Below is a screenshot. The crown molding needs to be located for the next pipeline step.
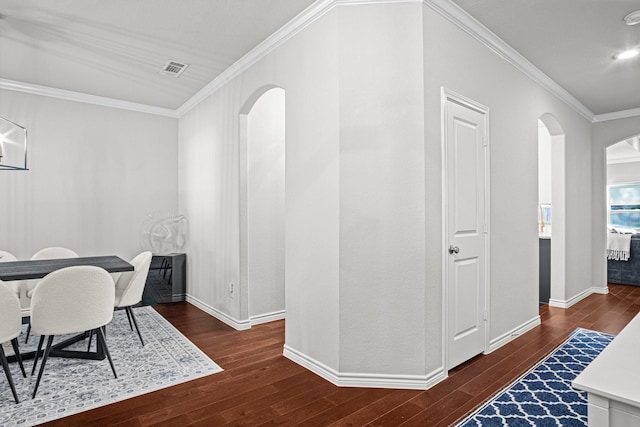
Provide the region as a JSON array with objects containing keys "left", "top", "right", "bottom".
[
  {"left": 593, "top": 107, "right": 640, "bottom": 123},
  {"left": 178, "top": 0, "right": 600, "bottom": 121},
  {"left": 422, "top": 0, "right": 596, "bottom": 123},
  {"left": 176, "top": 0, "right": 421, "bottom": 117},
  {"left": 2, "top": 0, "right": 639, "bottom": 123},
  {"left": 0, "top": 78, "right": 178, "bottom": 118},
  {"left": 176, "top": 0, "right": 336, "bottom": 117}
]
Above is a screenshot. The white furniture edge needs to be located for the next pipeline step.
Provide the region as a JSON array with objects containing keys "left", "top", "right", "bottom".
[{"left": 572, "top": 312, "right": 640, "bottom": 426}]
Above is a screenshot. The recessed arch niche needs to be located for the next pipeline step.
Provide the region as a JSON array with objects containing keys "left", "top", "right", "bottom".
[{"left": 238, "top": 86, "right": 286, "bottom": 324}]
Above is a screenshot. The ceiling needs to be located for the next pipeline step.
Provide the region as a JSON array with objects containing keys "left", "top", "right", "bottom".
[
  {"left": 0, "top": 0, "right": 639, "bottom": 116},
  {"left": 0, "top": 0, "right": 315, "bottom": 110},
  {"left": 450, "top": 0, "right": 640, "bottom": 116},
  {"left": 608, "top": 137, "right": 640, "bottom": 163}
]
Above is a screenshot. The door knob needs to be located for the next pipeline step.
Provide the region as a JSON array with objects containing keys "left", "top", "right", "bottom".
[{"left": 448, "top": 245, "right": 460, "bottom": 254}]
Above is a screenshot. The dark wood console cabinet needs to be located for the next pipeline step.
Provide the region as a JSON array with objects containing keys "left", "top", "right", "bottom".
[
  {"left": 142, "top": 253, "right": 186, "bottom": 305},
  {"left": 539, "top": 238, "right": 550, "bottom": 304}
]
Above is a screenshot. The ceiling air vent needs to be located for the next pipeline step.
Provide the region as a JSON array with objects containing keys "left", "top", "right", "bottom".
[{"left": 159, "top": 60, "right": 189, "bottom": 78}]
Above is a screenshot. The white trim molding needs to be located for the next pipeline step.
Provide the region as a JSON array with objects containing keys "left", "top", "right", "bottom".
[
  {"left": 283, "top": 345, "right": 447, "bottom": 390},
  {"left": 2, "top": 1, "right": 639, "bottom": 122},
  {"left": 250, "top": 310, "right": 286, "bottom": 326},
  {"left": 186, "top": 295, "right": 251, "bottom": 330},
  {"left": 549, "top": 286, "right": 609, "bottom": 309},
  {"left": 488, "top": 315, "right": 541, "bottom": 353},
  {"left": 185, "top": 295, "right": 284, "bottom": 329},
  {"left": 0, "top": 78, "right": 178, "bottom": 118},
  {"left": 607, "top": 157, "right": 640, "bottom": 165},
  {"left": 593, "top": 108, "right": 640, "bottom": 123},
  {"left": 177, "top": 0, "right": 421, "bottom": 117},
  {"left": 423, "top": 0, "right": 596, "bottom": 122},
  {"left": 176, "top": 0, "right": 336, "bottom": 117}
]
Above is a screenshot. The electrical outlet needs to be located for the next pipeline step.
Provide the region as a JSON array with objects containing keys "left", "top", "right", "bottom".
[{"left": 228, "top": 282, "right": 235, "bottom": 298}]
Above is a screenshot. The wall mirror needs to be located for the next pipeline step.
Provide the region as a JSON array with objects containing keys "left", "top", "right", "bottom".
[{"left": 0, "top": 116, "right": 28, "bottom": 170}]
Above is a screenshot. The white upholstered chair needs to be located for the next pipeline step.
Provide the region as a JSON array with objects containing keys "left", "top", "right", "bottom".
[
  {"left": 30, "top": 266, "right": 117, "bottom": 399},
  {"left": 23, "top": 247, "right": 79, "bottom": 343},
  {"left": 0, "top": 251, "right": 16, "bottom": 261},
  {"left": 25, "top": 247, "right": 79, "bottom": 300},
  {"left": 0, "top": 251, "right": 22, "bottom": 303},
  {"left": 0, "top": 281, "right": 27, "bottom": 404},
  {"left": 113, "top": 251, "right": 152, "bottom": 346}
]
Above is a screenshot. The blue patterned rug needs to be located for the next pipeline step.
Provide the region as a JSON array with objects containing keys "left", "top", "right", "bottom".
[
  {"left": 457, "top": 328, "right": 614, "bottom": 426},
  {"left": 0, "top": 306, "right": 223, "bottom": 426}
]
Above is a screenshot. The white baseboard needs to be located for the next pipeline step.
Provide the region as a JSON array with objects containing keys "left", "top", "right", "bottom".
[
  {"left": 549, "top": 286, "right": 609, "bottom": 309},
  {"left": 283, "top": 345, "right": 446, "bottom": 390},
  {"left": 488, "top": 315, "right": 541, "bottom": 352},
  {"left": 185, "top": 295, "right": 251, "bottom": 330},
  {"left": 250, "top": 310, "right": 285, "bottom": 326},
  {"left": 185, "top": 295, "right": 285, "bottom": 330}
]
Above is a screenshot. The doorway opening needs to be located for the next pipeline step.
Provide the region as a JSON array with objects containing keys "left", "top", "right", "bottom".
[
  {"left": 239, "top": 87, "right": 286, "bottom": 325},
  {"left": 605, "top": 135, "right": 640, "bottom": 286},
  {"left": 538, "top": 114, "right": 566, "bottom": 307}
]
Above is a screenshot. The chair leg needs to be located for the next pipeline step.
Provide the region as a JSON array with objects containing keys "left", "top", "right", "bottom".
[
  {"left": 95, "top": 327, "right": 117, "bottom": 379},
  {"left": 124, "top": 307, "right": 134, "bottom": 331},
  {"left": 0, "top": 344, "right": 20, "bottom": 404},
  {"left": 127, "top": 306, "right": 145, "bottom": 346},
  {"left": 24, "top": 322, "right": 31, "bottom": 344},
  {"left": 10, "top": 338, "right": 26, "bottom": 378},
  {"left": 32, "top": 335, "right": 54, "bottom": 399},
  {"left": 87, "top": 325, "right": 107, "bottom": 351},
  {"left": 87, "top": 330, "right": 94, "bottom": 352},
  {"left": 31, "top": 335, "right": 45, "bottom": 376}
]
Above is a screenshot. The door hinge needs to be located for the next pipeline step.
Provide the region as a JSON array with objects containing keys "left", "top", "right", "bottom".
[{"left": 483, "top": 308, "right": 488, "bottom": 321}]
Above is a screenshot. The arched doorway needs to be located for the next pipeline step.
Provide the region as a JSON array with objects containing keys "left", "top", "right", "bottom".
[
  {"left": 239, "top": 87, "right": 286, "bottom": 325},
  {"left": 605, "top": 134, "right": 640, "bottom": 285},
  {"left": 538, "top": 114, "right": 567, "bottom": 307}
]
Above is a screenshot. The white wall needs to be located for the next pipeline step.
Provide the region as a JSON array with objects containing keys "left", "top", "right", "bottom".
[
  {"left": 179, "top": 9, "right": 341, "bottom": 368},
  {"left": 246, "top": 88, "right": 285, "bottom": 320},
  {"left": 422, "top": 2, "right": 593, "bottom": 361},
  {"left": 338, "top": 3, "right": 426, "bottom": 376},
  {"left": 538, "top": 123, "right": 552, "bottom": 204},
  {"left": 0, "top": 90, "right": 178, "bottom": 260},
  {"left": 179, "top": 1, "right": 597, "bottom": 388}
]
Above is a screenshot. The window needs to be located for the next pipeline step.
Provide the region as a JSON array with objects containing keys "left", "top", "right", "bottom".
[{"left": 608, "top": 183, "right": 640, "bottom": 230}]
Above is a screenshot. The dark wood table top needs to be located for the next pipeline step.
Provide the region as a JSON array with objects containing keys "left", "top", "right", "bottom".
[{"left": 0, "top": 255, "right": 134, "bottom": 281}]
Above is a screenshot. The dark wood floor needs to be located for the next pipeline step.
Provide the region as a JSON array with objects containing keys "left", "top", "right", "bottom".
[{"left": 45, "top": 284, "right": 640, "bottom": 426}]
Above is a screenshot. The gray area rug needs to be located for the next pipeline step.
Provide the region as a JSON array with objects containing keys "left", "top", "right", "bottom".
[{"left": 0, "top": 306, "right": 223, "bottom": 426}]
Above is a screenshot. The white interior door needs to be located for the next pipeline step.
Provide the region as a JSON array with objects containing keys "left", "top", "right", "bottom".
[{"left": 443, "top": 91, "right": 489, "bottom": 370}]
